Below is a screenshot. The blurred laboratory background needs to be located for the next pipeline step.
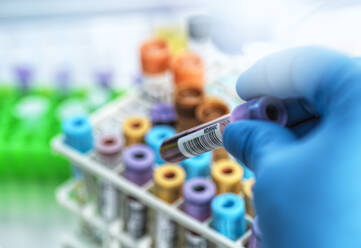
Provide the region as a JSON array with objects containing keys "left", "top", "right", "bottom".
[{"left": 0, "top": 0, "right": 361, "bottom": 247}]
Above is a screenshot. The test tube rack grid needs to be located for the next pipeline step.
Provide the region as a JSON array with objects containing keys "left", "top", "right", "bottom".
[{"left": 52, "top": 84, "right": 253, "bottom": 248}]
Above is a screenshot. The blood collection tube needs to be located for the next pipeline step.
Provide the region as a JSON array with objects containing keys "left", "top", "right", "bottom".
[
  {"left": 150, "top": 102, "right": 177, "bottom": 127},
  {"left": 160, "top": 96, "right": 288, "bottom": 163},
  {"left": 140, "top": 38, "right": 172, "bottom": 103},
  {"left": 180, "top": 152, "right": 212, "bottom": 180},
  {"left": 242, "top": 178, "right": 255, "bottom": 217},
  {"left": 211, "top": 159, "right": 243, "bottom": 194},
  {"left": 123, "top": 116, "right": 151, "bottom": 146},
  {"left": 62, "top": 115, "right": 96, "bottom": 200},
  {"left": 211, "top": 193, "right": 246, "bottom": 241},
  {"left": 248, "top": 216, "right": 262, "bottom": 248},
  {"left": 171, "top": 51, "right": 204, "bottom": 88},
  {"left": 196, "top": 97, "right": 230, "bottom": 162},
  {"left": 174, "top": 84, "right": 205, "bottom": 131},
  {"left": 123, "top": 144, "right": 155, "bottom": 240},
  {"left": 145, "top": 125, "right": 176, "bottom": 165},
  {"left": 153, "top": 164, "right": 185, "bottom": 248},
  {"left": 94, "top": 135, "right": 122, "bottom": 222},
  {"left": 183, "top": 178, "right": 216, "bottom": 248}
]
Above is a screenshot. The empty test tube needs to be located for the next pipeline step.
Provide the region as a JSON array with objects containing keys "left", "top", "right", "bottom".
[
  {"left": 94, "top": 135, "right": 122, "bottom": 222},
  {"left": 62, "top": 115, "right": 95, "bottom": 195},
  {"left": 211, "top": 159, "right": 243, "bottom": 194},
  {"left": 180, "top": 152, "right": 212, "bottom": 180},
  {"left": 150, "top": 103, "right": 177, "bottom": 127},
  {"left": 161, "top": 96, "right": 288, "bottom": 162},
  {"left": 211, "top": 193, "right": 246, "bottom": 241},
  {"left": 145, "top": 125, "right": 176, "bottom": 165},
  {"left": 248, "top": 216, "right": 262, "bottom": 248},
  {"left": 123, "top": 144, "right": 155, "bottom": 240},
  {"left": 183, "top": 178, "right": 216, "bottom": 248},
  {"left": 140, "top": 38, "right": 172, "bottom": 102},
  {"left": 153, "top": 164, "right": 185, "bottom": 248},
  {"left": 123, "top": 116, "right": 151, "bottom": 146}
]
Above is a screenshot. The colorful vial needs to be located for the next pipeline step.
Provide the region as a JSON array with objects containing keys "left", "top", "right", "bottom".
[
  {"left": 145, "top": 125, "right": 176, "bottom": 165},
  {"left": 150, "top": 103, "right": 177, "bottom": 127},
  {"left": 242, "top": 178, "right": 255, "bottom": 217},
  {"left": 123, "top": 116, "right": 151, "bottom": 146},
  {"left": 161, "top": 96, "right": 288, "bottom": 162},
  {"left": 211, "top": 193, "right": 246, "bottom": 241},
  {"left": 183, "top": 178, "right": 216, "bottom": 248},
  {"left": 180, "top": 152, "right": 212, "bottom": 179},
  {"left": 123, "top": 144, "right": 155, "bottom": 240},
  {"left": 174, "top": 84, "right": 205, "bottom": 131},
  {"left": 94, "top": 135, "right": 122, "bottom": 222},
  {"left": 248, "top": 216, "right": 262, "bottom": 248},
  {"left": 140, "top": 38, "right": 172, "bottom": 103},
  {"left": 153, "top": 164, "right": 185, "bottom": 248},
  {"left": 211, "top": 159, "right": 243, "bottom": 194}
]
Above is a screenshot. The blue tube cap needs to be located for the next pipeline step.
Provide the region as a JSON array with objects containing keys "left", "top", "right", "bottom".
[
  {"left": 145, "top": 125, "right": 176, "bottom": 165},
  {"left": 180, "top": 152, "right": 212, "bottom": 179},
  {"left": 211, "top": 193, "right": 246, "bottom": 240},
  {"left": 62, "top": 115, "right": 94, "bottom": 153}
]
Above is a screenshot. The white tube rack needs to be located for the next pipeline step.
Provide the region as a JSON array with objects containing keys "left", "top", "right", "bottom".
[{"left": 52, "top": 86, "right": 253, "bottom": 248}]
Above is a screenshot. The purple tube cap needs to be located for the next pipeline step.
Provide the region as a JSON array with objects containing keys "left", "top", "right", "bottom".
[
  {"left": 95, "top": 135, "right": 123, "bottom": 155},
  {"left": 123, "top": 144, "right": 155, "bottom": 172},
  {"left": 183, "top": 178, "right": 216, "bottom": 205},
  {"left": 95, "top": 70, "right": 113, "bottom": 88},
  {"left": 231, "top": 96, "right": 288, "bottom": 126}
]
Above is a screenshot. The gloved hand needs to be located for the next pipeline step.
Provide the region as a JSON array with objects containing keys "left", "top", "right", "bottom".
[{"left": 223, "top": 46, "right": 361, "bottom": 248}]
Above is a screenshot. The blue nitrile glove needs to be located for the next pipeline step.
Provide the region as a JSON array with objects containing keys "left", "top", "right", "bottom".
[{"left": 223, "top": 46, "right": 361, "bottom": 248}]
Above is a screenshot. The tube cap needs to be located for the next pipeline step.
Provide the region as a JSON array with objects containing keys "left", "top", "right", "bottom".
[
  {"left": 196, "top": 97, "right": 230, "bottom": 123},
  {"left": 183, "top": 178, "right": 216, "bottom": 221},
  {"left": 145, "top": 125, "right": 176, "bottom": 165},
  {"left": 123, "top": 116, "right": 151, "bottom": 146},
  {"left": 123, "top": 144, "right": 155, "bottom": 186},
  {"left": 62, "top": 115, "right": 93, "bottom": 153},
  {"left": 180, "top": 152, "right": 212, "bottom": 179},
  {"left": 171, "top": 52, "right": 204, "bottom": 87},
  {"left": 211, "top": 159, "right": 243, "bottom": 194},
  {"left": 140, "top": 38, "right": 170, "bottom": 75},
  {"left": 211, "top": 193, "right": 246, "bottom": 240}
]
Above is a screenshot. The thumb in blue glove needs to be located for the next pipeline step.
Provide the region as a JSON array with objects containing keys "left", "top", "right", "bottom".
[{"left": 223, "top": 46, "right": 361, "bottom": 248}]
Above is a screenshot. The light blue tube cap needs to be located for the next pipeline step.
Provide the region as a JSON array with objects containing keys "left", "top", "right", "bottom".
[
  {"left": 211, "top": 193, "right": 246, "bottom": 240},
  {"left": 145, "top": 125, "right": 175, "bottom": 165},
  {"left": 180, "top": 152, "right": 212, "bottom": 179},
  {"left": 62, "top": 115, "right": 94, "bottom": 153}
]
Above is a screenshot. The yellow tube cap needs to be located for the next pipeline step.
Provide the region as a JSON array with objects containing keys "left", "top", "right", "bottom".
[
  {"left": 154, "top": 164, "right": 185, "bottom": 203},
  {"left": 123, "top": 116, "right": 151, "bottom": 145},
  {"left": 211, "top": 159, "right": 243, "bottom": 194}
]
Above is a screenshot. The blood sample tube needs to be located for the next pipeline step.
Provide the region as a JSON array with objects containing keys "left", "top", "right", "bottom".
[
  {"left": 174, "top": 84, "right": 205, "bottom": 131},
  {"left": 196, "top": 97, "right": 230, "bottom": 162},
  {"left": 180, "top": 152, "right": 212, "bottom": 180},
  {"left": 171, "top": 51, "right": 204, "bottom": 88},
  {"left": 211, "top": 193, "right": 246, "bottom": 241},
  {"left": 140, "top": 38, "right": 172, "bottom": 103},
  {"left": 248, "top": 216, "right": 262, "bottom": 248},
  {"left": 94, "top": 135, "right": 122, "bottom": 222},
  {"left": 160, "top": 96, "right": 288, "bottom": 163},
  {"left": 242, "top": 178, "right": 255, "bottom": 217},
  {"left": 123, "top": 116, "right": 151, "bottom": 146},
  {"left": 150, "top": 102, "right": 177, "bottom": 127},
  {"left": 211, "top": 159, "right": 243, "bottom": 194},
  {"left": 62, "top": 115, "right": 96, "bottom": 200},
  {"left": 153, "top": 164, "right": 185, "bottom": 248},
  {"left": 123, "top": 145, "right": 155, "bottom": 240},
  {"left": 145, "top": 125, "right": 176, "bottom": 165},
  {"left": 183, "top": 178, "right": 216, "bottom": 248}
]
